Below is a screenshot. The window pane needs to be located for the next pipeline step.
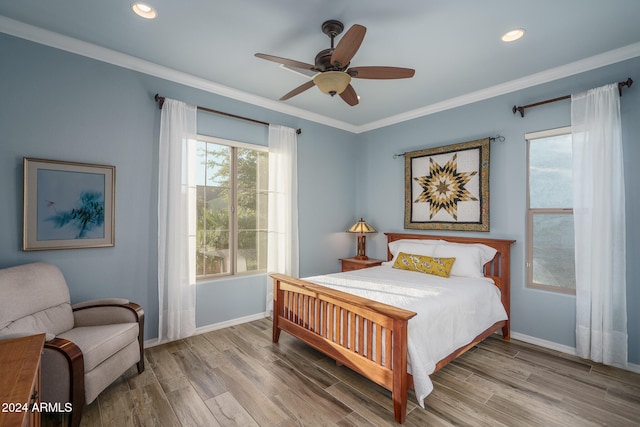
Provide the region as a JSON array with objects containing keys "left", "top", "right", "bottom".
[
  {"left": 197, "top": 186, "right": 230, "bottom": 276},
  {"left": 529, "top": 134, "right": 572, "bottom": 209},
  {"left": 237, "top": 148, "right": 268, "bottom": 273},
  {"left": 256, "top": 150, "right": 269, "bottom": 192},
  {"left": 237, "top": 148, "right": 269, "bottom": 191},
  {"left": 238, "top": 230, "right": 267, "bottom": 272},
  {"left": 196, "top": 142, "right": 232, "bottom": 278},
  {"left": 198, "top": 143, "right": 230, "bottom": 187},
  {"left": 532, "top": 213, "right": 575, "bottom": 290}
]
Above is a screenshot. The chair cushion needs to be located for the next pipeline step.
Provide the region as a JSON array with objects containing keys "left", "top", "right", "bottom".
[
  {"left": 83, "top": 340, "right": 140, "bottom": 404},
  {"left": 0, "top": 262, "right": 73, "bottom": 336},
  {"left": 57, "top": 323, "right": 139, "bottom": 371}
]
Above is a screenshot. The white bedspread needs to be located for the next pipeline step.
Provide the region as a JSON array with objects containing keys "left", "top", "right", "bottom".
[{"left": 304, "top": 265, "right": 508, "bottom": 407}]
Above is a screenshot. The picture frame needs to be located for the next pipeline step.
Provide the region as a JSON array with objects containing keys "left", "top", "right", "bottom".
[
  {"left": 23, "top": 158, "right": 115, "bottom": 251},
  {"left": 404, "top": 137, "right": 489, "bottom": 231}
]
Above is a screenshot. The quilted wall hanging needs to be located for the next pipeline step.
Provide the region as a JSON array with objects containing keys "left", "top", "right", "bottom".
[{"left": 404, "top": 138, "right": 489, "bottom": 231}]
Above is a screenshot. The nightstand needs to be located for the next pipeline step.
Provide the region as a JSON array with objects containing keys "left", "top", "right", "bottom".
[
  {"left": 340, "top": 257, "right": 384, "bottom": 272},
  {"left": 0, "top": 334, "right": 45, "bottom": 427}
]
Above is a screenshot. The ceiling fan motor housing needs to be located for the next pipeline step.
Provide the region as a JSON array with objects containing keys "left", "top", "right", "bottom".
[
  {"left": 316, "top": 20, "right": 349, "bottom": 71},
  {"left": 315, "top": 48, "right": 348, "bottom": 72}
]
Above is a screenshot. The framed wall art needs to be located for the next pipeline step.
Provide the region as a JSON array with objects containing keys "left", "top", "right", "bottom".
[
  {"left": 404, "top": 138, "right": 489, "bottom": 231},
  {"left": 23, "top": 158, "right": 115, "bottom": 250}
]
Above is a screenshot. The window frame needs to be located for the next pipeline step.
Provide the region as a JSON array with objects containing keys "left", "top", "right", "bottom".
[
  {"left": 525, "top": 126, "right": 576, "bottom": 295},
  {"left": 196, "top": 134, "right": 268, "bottom": 282}
]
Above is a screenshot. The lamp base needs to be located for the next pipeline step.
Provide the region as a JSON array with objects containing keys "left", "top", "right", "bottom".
[{"left": 355, "top": 235, "right": 368, "bottom": 260}]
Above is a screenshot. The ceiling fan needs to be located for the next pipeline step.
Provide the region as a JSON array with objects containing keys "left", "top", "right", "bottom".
[{"left": 255, "top": 20, "right": 415, "bottom": 106}]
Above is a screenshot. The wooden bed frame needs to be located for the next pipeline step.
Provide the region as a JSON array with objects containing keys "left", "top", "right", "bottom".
[{"left": 270, "top": 232, "right": 514, "bottom": 424}]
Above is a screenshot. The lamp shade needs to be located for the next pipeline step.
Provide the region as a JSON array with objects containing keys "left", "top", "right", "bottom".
[
  {"left": 347, "top": 218, "right": 376, "bottom": 234},
  {"left": 313, "top": 71, "right": 352, "bottom": 95}
]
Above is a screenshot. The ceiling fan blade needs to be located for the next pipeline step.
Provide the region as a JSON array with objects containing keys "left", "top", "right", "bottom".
[
  {"left": 280, "top": 80, "right": 316, "bottom": 101},
  {"left": 347, "top": 66, "right": 415, "bottom": 79},
  {"left": 255, "top": 53, "right": 316, "bottom": 71},
  {"left": 331, "top": 24, "right": 366, "bottom": 68},
  {"left": 339, "top": 84, "right": 359, "bottom": 106}
]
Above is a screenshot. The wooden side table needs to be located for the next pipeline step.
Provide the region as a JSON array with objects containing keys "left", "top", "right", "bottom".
[
  {"left": 340, "top": 257, "right": 384, "bottom": 272},
  {"left": 0, "top": 334, "right": 45, "bottom": 427}
]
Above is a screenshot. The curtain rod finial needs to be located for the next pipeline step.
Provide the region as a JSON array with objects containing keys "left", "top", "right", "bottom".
[
  {"left": 154, "top": 94, "right": 165, "bottom": 109},
  {"left": 619, "top": 77, "right": 633, "bottom": 96},
  {"left": 512, "top": 105, "right": 525, "bottom": 117}
]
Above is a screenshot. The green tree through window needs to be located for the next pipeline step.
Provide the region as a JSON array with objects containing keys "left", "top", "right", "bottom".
[{"left": 196, "top": 138, "right": 268, "bottom": 279}]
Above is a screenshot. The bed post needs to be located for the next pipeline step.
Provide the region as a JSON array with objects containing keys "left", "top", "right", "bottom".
[
  {"left": 392, "top": 318, "right": 409, "bottom": 424},
  {"left": 497, "top": 240, "right": 513, "bottom": 341},
  {"left": 272, "top": 278, "right": 282, "bottom": 343}
]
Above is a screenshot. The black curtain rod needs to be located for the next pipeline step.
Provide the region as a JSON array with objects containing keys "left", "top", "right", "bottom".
[
  {"left": 512, "top": 78, "right": 633, "bottom": 118},
  {"left": 393, "top": 135, "right": 505, "bottom": 159},
  {"left": 154, "top": 94, "right": 302, "bottom": 135}
]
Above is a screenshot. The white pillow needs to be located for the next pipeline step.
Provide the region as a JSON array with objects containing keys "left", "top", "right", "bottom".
[
  {"left": 388, "top": 239, "right": 442, "bottom": 257},
  {"left": 432, "top": 241, "right": 497, "bottom": 278}
]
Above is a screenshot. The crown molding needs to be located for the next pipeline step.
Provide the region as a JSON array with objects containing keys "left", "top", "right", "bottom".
[
  {"left": 0, "top": 16, "right": 359, "bottom": 133},
  {"left": 2, "top": 15, "right": 639, "bottom": 135},
  {"left": 357, "top": 41, "right": 640, "bottom": 133}
]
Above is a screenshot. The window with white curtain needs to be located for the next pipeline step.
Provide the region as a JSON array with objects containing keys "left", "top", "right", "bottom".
[
  {"left": 195, "top": 135, "right": 268, "bottom": 280},
  {"left": 526, "top": 126, "right": 576, "bottom": 294}
]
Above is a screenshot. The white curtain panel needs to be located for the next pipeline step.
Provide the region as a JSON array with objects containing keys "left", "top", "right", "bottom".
[
  {"left": 158, "top": 98, "right": 197, "bottom": 343},
  {"left": 572, "top": 83, "right": 627, "bottom": 367},
  {"left": 266, "top": 124, "right": 299, "bottom": 314}
]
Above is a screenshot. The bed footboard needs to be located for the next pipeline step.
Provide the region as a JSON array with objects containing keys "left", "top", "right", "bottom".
[{"left": 271, "top": 273, "right": 417, "bottom": 424}]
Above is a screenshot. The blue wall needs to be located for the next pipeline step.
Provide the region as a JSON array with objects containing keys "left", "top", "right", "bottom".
[
  {"left": 0, "top": 33, "right": 358, "bottom": 340},
  {"left": 1, "top": 32, "right": 638, "bottom": 365},
  {"left": 357, "top": 56, "right": 640, "bottom": 364}
]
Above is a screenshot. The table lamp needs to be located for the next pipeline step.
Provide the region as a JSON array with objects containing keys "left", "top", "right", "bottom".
[{"left": 347, "top": 218, "right": 377, "bottom": 260}]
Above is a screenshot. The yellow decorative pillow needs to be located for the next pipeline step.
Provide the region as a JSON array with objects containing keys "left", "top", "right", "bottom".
[{"left": 392, "top": 252, "right": 456, "bottom": 278}]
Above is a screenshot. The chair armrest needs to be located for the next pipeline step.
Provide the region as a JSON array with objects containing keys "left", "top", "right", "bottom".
[
  {"left": 43, "top": 338, "right": 84, "bottom": 427},
  {"left": 72, "top": 300, "right": 144, "bottom": 326}
]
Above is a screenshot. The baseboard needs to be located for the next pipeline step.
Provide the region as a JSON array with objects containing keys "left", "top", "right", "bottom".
[
  {"left": 510, "top": 332, "right": 578, "bottom": 355},
  {"left": 510, "top": 331, "right": 640, "bottom": 374},
  {"left": 144, "top": 312, "right": 268, "bottom": 348}
]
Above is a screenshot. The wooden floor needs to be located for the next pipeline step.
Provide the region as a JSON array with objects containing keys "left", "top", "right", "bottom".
[{"left": 44, "top": 318, "right": 640, "bottom": 426}]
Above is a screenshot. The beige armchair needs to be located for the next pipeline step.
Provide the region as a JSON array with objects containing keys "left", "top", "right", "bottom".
[{"left": 0, "top": 262, "right": 144, "bottom": 427}]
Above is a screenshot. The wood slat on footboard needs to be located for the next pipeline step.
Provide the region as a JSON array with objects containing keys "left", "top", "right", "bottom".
[{"left": 270, "top": 274, "right": 416, "bottom": 423}]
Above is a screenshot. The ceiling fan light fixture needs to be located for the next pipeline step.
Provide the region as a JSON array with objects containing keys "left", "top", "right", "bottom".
[{"left": 313, "top": 71, "right": 351, "bottom": 96}]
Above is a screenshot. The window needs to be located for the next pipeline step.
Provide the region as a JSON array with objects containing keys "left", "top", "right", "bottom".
[
  {"left": 195, "top": 135, "right": 268, "bottom": 280},
  {"left": 526, "top": 127, "right": 575, "bottom": 294}
]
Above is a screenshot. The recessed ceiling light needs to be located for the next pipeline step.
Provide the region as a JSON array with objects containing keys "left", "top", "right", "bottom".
[
  {"left": 501, "top": 28, "right": 525, "bottom": 42},
  {"left": 132, "top": 2, "right": 157, "bottom": 19}
]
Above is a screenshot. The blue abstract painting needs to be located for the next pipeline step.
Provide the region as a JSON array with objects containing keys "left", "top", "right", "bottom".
[{"left": 37, "top": 169, "right": 106, "bottom": 240}]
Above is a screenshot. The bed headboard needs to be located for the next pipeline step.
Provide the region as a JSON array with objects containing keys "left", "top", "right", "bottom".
[
  {"left": 385, "top": 232, "right": 515, "bottom": 281},
  {"left": 385, "top": 232, "right": 515, "bottom": 337}
]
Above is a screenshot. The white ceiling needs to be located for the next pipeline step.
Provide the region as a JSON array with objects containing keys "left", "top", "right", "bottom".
[{"left": 2, "top": 0, "right": 640, "bottom": 132}]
